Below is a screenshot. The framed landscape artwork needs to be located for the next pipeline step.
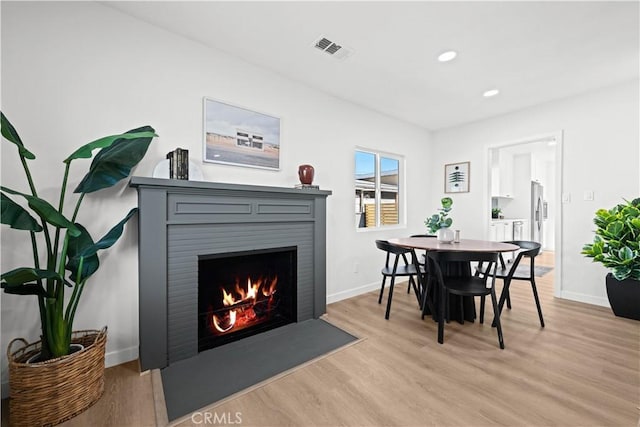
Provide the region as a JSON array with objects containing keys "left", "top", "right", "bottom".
[
  {"left": 203, "top": 97, "right": 281, "bottom": 170},
  {"left": 444, "top": 161, "right": 470, "bottom": 193}
]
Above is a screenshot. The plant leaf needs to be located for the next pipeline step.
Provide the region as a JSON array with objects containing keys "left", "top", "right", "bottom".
[
  {"left": 441, "top": 197, "right": 453, "bottom": 209},
  {"left": 618, "top": 246, "right": 635, "bottom": 263},
  {"left": 74, "top": 126, "right": 156, "bottom": 194},
  {"left": 1, "top": 267, "right": 66, "bottom": 285},
  {"left": 612, "top": 265, "right": 632, "bottom": 281},
  {"left": 64, "top": 131, "right": 157, "bottom": 164},
  {"left": 2, "top": 283, "right": 50, "bottom": 297},
  {"left": 0, "top": 112, "right": 35, "bottom": 159},
  {"left": 65, "top": 224, "right": 100, "bottom": 283},
  {"left": 1, "top": 192, "right": 43, "bottom": 231},
  {"left": 0, "top": 187, "right": 80, "bottom": 237},
  {"left": 605, "top": 221, "right": 624, "bottom": 236},
  {"left": 78, "top": 208, "right": 138, "bottom": 259}
]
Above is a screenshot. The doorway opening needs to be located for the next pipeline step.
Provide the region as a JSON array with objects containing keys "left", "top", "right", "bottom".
[{"left": 487, "top": 131, "right": 563, "bottom": 298}]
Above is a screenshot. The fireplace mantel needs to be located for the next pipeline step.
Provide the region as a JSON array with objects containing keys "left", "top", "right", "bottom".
[{"left": 130, "top": 177, "right": 331, "bottom": 371}]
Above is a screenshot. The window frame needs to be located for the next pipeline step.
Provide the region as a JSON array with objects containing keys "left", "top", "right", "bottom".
[{"left": 354, "top": 147, "right": 405, "bottom": 231}]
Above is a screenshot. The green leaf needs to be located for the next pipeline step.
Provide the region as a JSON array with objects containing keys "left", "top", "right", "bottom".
[
  {"left": 612, "top": 265, "right": 632, "bottom": 281},
  {"left": 78, "top": 208, "right": 138, "bottom": 258},
  {"left": 66, "top": 209, "right": 138, "bottom": 282},
  {"left": 0, "top": 187, "right": 80, "bottom": 237},
  {"left": 582, "top": 240, "right": 604, "bottom": 257},
  {"left": 442, "top": 218, "right": 453, "bottom": 228},
  {"left": 1, "top": 267, "right": 65, "bottom": 285},
  {"left": 2, "top": 283, "right": 50, "bottom": 297},
  {"left": 0, "top": 112, "right": 35, "bottom": 159},
  {"left": 64, "top": 131, "right": 157, "bottom": 164},
  {"left": 74, "top": 126, "right": 156, "bottom": 194},
  {"left": 592, "top": 240, "right": 604, "bottom": 255},
  {"left": 441, "top": 197, "right": 453, "bottom": 209},
  {"left": 621, "top": 205, "right": 640, "bottom": 219},
  {"left": 1, "top": 192, "right": 43, "bottom": 232},
  {"left": 606, "top": 221, "right": 624, "bottom": 236},
  {"left": 65, "top": 224, "right": 100, "bottom": 283},
  {"left": 618, "top": 246, "right": 635, "bottom": 262}
]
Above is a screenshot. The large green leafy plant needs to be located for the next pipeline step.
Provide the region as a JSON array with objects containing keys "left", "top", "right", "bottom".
[
  {"left": 0, "top": 112, "right": 156, "bottom": 359},
  {"left": 425, "top": 197, "right": 453, "bottom": 234},
  {"left": 582, "top": 198, "right": 640, "bottom": 281}
]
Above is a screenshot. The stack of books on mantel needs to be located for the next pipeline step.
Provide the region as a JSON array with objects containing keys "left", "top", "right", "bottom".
[
  {"left": 295, "top": 184, "right": 320, "bottom": 190},
  {"left": 166, "top": 148, "right": 189, "bottom": 180}
]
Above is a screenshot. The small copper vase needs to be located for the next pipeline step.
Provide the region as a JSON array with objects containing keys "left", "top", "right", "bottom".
[{"left": 298, "top": 164, "right": 315, "bottom": 185}]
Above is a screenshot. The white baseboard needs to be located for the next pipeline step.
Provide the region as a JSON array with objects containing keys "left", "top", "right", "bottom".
[
  {"left": 105, "top": 345, "right": 139, "bottom": 368},
  {"left": 327, "top": 283, "right": 610, "bottom": 308},
  {"left": 327, "top": 281, "right": 380, "bottom": 304},
  {"left": 559, "top": 290, "right": 610, "bottom": 308},
  {"left": 1, "top": 346, "right": 139, "bottom": 399}
]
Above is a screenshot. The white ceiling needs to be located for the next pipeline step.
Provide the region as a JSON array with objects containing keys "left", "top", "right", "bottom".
[{"left": 106, "top": 1, "right": 639, "bottom": 131}]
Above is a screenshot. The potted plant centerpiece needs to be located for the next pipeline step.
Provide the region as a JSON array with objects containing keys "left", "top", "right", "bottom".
[
  {"left": 0, "top": 112, "right": 156, "bottom": 426},
  {"left": 582, "top": 197, "right": 640, "bottom": 320},
  {"left": 425, "top": 197, "right": 454, "bottom": 242},
  {"left": 491, "top": 208, "right": 502, "bottom": 219}
]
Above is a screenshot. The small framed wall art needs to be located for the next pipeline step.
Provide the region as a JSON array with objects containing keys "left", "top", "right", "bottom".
[
  {"left": 444, "top": 161, "right": 470, "bottom": 193},
  {"left": 203, "top": 97, "right": 281, "bottom": 170}
]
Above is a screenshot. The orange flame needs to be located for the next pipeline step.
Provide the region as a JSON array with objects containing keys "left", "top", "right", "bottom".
[
  {"left": 212, "top": 310, "right": 236, "bottom": 333},
  {"left": 210, "top": 276, "right": 278, "bottom": 335},
  {"left": 222, "top": 289, "right": 235, "bottom": 306}
]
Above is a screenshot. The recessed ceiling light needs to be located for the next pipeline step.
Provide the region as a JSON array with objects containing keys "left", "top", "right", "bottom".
[
  {"left": 483, "top": 89, "right": 500, "bottom": 98},
  {"left": 437, "top": 50, "right": 457, "bottom": 62}
]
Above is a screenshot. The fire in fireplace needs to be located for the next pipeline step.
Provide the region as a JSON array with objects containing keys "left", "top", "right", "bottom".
[{"left": 198, "top": 247, "right": 297, "bottom": 352}]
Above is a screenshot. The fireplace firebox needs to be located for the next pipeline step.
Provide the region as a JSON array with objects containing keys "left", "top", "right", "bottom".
[{"left": 198, "top": 247, "right": 297, "bottom": 352}]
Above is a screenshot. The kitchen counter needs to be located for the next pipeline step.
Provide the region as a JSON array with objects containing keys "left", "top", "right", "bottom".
[{"left": 489, "top": 218, "right": 529, "bottom": 245}]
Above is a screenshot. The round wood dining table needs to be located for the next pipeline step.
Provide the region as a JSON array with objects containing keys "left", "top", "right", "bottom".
[
  {"left": 388, "top": 237, "right": 519, "bottom": 253},
  {"left": 387, "top": 237, "right": 519, "bottom": 323}
]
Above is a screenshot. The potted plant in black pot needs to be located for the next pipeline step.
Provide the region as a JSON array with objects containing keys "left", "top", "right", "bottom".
[
  {"left": 0, "top": 112, "right": 156, "bottom": 426},
  {"left": 582, "top": 197, "right": 640, "bottom": 320}
]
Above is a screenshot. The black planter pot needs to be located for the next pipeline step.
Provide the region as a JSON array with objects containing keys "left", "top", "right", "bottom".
[{"left": 605, "top": 273, "right": 640, "bottom": 321}]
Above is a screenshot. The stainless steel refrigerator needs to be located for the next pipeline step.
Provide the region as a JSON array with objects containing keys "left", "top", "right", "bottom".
[{"left": 531, "top": 181, "right": 544, "bottom": 244}]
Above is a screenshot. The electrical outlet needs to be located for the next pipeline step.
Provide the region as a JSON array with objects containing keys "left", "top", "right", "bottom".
[
  {"left": 353, "top": 262, "right": 359, "bottom": 273},
  {"left": 583, "top": 190, "right": 594, "bottom": 201}
]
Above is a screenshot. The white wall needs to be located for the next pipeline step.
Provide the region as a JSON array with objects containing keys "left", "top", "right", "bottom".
[
  {"left": 0, "top": 2, "right": 432, "bottom": 390},
  {"left": 430, "top": 79, "right": 640, "bottom": 306}
]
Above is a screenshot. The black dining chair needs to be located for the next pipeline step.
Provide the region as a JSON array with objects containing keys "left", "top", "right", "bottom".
[
  {"left": 408, "top": 234, "right": 436, "bottom": 290},
  {"left": 475, "top": 241, "right": 544, "bottom": 327},
  {"left": 375, "top": 240, "right": 423, "bottom": 319},
  {"left": 426, "top": 250, "right": 504, "bottom": 349}
]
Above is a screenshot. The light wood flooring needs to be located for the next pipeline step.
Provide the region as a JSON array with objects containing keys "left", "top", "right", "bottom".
[{"left": 3, "top": 251, "right": 639, "bottom": 426}]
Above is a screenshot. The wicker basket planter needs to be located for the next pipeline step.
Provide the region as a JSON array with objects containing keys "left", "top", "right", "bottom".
[{"left": 7, "top": 328, "right": 107, "bottom": 427}]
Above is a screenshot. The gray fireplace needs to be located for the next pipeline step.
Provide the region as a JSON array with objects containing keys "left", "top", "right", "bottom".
[{"left": 129, "top": 177, "right": 331, "bottom": 371}]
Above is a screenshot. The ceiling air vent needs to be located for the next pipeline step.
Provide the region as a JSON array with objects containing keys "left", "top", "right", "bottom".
[{"left": 312, "top": 36, "right": 353, "bottom": 60}]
